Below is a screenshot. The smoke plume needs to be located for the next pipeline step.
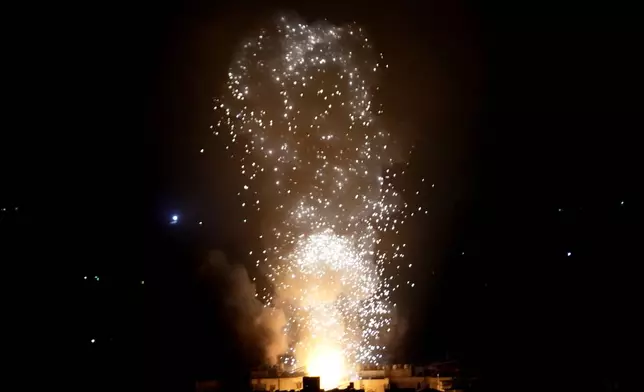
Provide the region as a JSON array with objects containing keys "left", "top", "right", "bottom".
[{"left": 200, "top": 250, "right": 287, "bottom": 365}]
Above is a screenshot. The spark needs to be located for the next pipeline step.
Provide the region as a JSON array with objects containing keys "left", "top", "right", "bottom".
[{"left": 212, "top": 15, "right": 423, "bottom": 385}]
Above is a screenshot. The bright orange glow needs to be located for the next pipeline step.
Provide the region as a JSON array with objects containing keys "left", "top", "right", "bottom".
[{"left": 305, "top": 344, "right": 347, "bottom": 390}]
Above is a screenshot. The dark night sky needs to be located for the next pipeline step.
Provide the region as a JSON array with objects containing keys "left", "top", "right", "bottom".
[{"left": 1, "top": 1, "right": 639, "bottom": 392}]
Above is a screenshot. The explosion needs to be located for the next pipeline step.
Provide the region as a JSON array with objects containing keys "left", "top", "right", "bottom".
[
  {"left": 305, "top": 343, "right": 346, "bottom": 390},
  {"left": 212, "top": 14, "right": 424, "bottom": 388}
]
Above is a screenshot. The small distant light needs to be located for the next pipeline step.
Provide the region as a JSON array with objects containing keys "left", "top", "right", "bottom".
[
  {"left": 84, "top": 276, "right": 87, "bottom": 280},
  {"left": 461, "top": 252, "right": 465, "bottom": 255},
  {"left": 567, "top": 252, "right": 572, "bottom": 256},
  {"left": 91, "top": 339, "right": 96, "bottom": 343},
  {"left": 199, "top": 221, "right": 203, "bottom": 225},
  {"left": 1, "top": 208, "right": 5, "bottom": 211},
  {"left": 14, "top": 207, "right": 18, "bottom": 211},
  {"left": 558, "top": 208, "right": 563, "bottom": 212},
  {"left": 172, "top": 215, "right": 178, "bottom": 221},
  {"left": 141, "top": 280, "right": 145, "bottom": 285},
  {"left": 200, "top": 148, "right": 204, "bottom": 153},
  {"left": 94, "top": 276, "right": 99, "bottom": 281},
  {"left": 620, "top": 201, "right": 624, "bottom": 205}
]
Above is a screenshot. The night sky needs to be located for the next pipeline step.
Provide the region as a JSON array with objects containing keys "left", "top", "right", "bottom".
[{"left": 1, "top": 1, "right": 639, "bottom": 392}]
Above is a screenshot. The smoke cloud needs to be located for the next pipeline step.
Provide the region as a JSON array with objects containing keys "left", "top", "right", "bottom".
[{"left": 200, "top": 250, "right": 288, "bottom": 365}]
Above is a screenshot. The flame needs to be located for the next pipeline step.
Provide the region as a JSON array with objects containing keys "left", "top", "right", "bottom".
[{"left": 305, "top": 344, "right": 347, "bottom": 390}]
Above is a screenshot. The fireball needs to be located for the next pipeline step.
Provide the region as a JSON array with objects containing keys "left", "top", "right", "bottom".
[{"left": 305, "top": 343, "right": 348, "bottom": 390}]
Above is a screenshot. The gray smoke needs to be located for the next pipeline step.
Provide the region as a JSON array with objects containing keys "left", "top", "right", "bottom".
[{"left": 200, "top": 250, "right": 287, "bottom": 365}]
